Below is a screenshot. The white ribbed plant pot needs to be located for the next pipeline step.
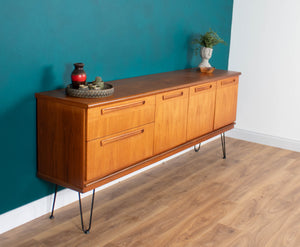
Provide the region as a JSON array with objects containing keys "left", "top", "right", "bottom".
[{"left": 198, "top": 47, "right": 213, "bottom": 68}]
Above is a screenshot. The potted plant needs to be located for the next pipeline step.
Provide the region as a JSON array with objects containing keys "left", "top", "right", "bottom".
[{"left": 193, "top": 29, "right": 225, "bottom": 68}]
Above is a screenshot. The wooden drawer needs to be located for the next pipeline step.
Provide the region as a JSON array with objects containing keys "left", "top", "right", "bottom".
[
  {"left": 187, "top": 81, "right": 216, "bottom": 140},
  {"left": 87, "top": 96, "right": 155, "bottom": 140},
  {"left": 86, "top": 123, "right": 154, "bottom": 182}
]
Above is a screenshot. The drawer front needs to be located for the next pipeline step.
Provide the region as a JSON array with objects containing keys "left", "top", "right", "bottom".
[
  {"left": 87, "top": 96, "right": 155, "bottom": 140},
  {"left": 86, "top": 123, "right": 154, "bottom": 182},
  {"left": 187, "top": 81, "right": 216, "bottom": 140}
]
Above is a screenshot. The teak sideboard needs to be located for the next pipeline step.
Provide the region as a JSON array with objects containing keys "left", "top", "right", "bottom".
[{"left": 35, "top": 68, "right": 240, "bottom": 233}]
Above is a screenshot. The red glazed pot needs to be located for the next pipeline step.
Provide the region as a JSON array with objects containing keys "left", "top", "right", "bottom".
[{"left": 71, "top": 63, "right": 87, "bottom": 89}]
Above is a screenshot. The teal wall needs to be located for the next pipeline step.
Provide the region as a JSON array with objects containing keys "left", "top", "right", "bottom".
[{"left": 0, "top": 0, "right": 233, "bottom": 214}]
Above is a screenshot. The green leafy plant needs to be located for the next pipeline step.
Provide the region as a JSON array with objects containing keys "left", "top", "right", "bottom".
[{"left": 193, "top": 29, "right": 225, "bottom": 54}]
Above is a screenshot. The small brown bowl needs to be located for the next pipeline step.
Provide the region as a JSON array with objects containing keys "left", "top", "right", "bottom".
[{"left": 199, "top": 67, "right": 215, "bottom": 73}]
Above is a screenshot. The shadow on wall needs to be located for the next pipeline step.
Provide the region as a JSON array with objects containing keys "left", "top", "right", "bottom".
[
  {"left": 186, "top": 34, "right": 202, "bottom": 69},
  {"left": 186, "top": 35, "right": 195, "bottom": 68},
  {"left": 40, "top": 66, "right": 56, "bottom": 91},
  {"left": 63, "top": 63, "right": 73, "bottom": 88},
  {"left": 0, "top": 94, "right": 53, "bottom": 214},
  {"left": 40, "top": 65, "right": 72, "bottom": 92},
  {"left": 39, "top": 64, "right": 74, "bottom": 93},
  {"left": 0, "top": 65, "right": 71, "bottom": 214}
]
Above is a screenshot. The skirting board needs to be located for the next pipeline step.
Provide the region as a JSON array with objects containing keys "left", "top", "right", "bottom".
[
  {"left": 227, "top": 128, "right": 300, "bottom": 152},
  {"left": 0, "top": 137, "right": 217, "bottom": 235}
]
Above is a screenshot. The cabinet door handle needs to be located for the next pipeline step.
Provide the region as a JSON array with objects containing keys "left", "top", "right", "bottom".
[
  {"left": 100, "top": 129, "right": 144, "bottom": 146},
  {"left": 101, "top": 101, "right": 146, "bottom": 115},
  {"left": 194, "top": 85, "right": 212, "bottom": 93},
  {"left": 221, "top": 79, "right": 236, "bottom": 86},
  {"left": 162, "top": 92, "right": 184, "bottom": 100}
]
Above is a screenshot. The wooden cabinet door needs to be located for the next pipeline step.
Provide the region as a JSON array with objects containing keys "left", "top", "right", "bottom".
[
  {"left": 154, "top": 88, "right": 189, "bottom": 154},
  {"left": 187, "top": 82, "right": 216, "bottom": 140},
  {"left": 86, "top": 123, "right": 154, "bottom": 182},
  {"left": 214, "top": 77, "right": 239, "bottom": 130}
]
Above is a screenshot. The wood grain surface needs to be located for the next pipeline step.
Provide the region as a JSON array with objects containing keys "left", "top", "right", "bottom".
[
  {"left": 187, "top": 81, "right": 216, "bottom": 140},
  {"left": 35, "top": 69, "right": 241, "bottom": 109},
  {"left": 86, "top": 123, "right": 154, "bottom": 182},
  {"left": 214, "top": 77, "right": 239, "bottom": 130},
  {"left": 154, "top": 88, "right": 189, "bottom": 154},
  {"left": 87, "top": 95, "right": 155, "bottom": 141},
  {"left": 36, "top": 69, "right": 240, "bottom": 193},
  {"left": 37, "top": 98, "right": 85, "bottom": 189},
  {"left": 2, "top": 138, "right": 300, "bottom": 247}
]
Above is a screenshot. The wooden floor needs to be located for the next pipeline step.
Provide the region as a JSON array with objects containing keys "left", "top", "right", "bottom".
[{"left": 1, "top": 137, "right": 300, "bottom": 247}]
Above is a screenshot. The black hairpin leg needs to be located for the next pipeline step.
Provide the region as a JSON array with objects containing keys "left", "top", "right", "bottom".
[
  {"left": 194, "top": 143, "right": 201, "bottom": 152},
  {"left": 78, "top": 189, "right": 96, "bottom": 234},
  {"left": 49, "top": 184, "right": 58, "bottom": 219},
  {"left": 221, "top": 132, "right": 226, "bottom": 159}
]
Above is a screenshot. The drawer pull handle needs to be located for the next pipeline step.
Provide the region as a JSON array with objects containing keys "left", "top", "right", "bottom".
[
  {"left": 101, "top": 101, "right": 146, "bottom": 115},
  {"left": 194, "top": 85, "right": 212, "bottom": 92},
  {"left": 162, "top": 92, "right": 184, "bottom": 100},
  {"left": 101, "top": 129, "right": 144, "bottom": 146},
  {"left": 221, "top": 79, "right": 236, "bottom": 86}
]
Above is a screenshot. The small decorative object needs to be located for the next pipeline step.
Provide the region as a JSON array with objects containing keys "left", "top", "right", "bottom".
[
  {"left": 193, "top": 29, "right": 225, "bottom": 71},
  {"left": 200, "top": 67, "right": 215, "bottom": 73},
  {"left": 199, "top": 47, "right": 213, "bottom": 68},
  {"left": 71, "top": 63, "right": 87, "bottom": 89},
  {"left": 90, "top": 84, "right": 98, "bottom": 90},
  {"left": 66, "top": 75, "right": 114, "bottom": 98},
  {"left": 66, "top": 83, "right": 114, "bottom": 98},
  {"left": 93, "top": 76, "right": 105, "bottom": 89},
  {"left": 79, "top": 85, "right": 89, "bottom": 90}
]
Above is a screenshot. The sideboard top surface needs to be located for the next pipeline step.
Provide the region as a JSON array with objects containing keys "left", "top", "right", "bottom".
[{"left": 35, "top": 68, "right": 241, "bottom": 108}]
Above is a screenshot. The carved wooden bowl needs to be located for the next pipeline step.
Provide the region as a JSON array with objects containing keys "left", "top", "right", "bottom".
[{"left": 199, "top": 67, "right": 215, "bottom": 73}]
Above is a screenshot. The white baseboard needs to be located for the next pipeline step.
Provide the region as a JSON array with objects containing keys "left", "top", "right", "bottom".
[
  {"left": 227, "top": 128, "right": 300, "bottom": 152},
  {"left": 0, "top": 137, "right": 217, "bottom": 235}
]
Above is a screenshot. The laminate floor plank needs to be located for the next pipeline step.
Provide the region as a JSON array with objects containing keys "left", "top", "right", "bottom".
[{"left": 1, "top": 138, "right": 300, "bottom": 247}]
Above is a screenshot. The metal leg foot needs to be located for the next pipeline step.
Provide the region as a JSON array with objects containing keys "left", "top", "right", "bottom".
[
  {"left": 194, "top": 143, "right": 201, "bottom": 152},
  {"left": 49, "top": 184, "right": 58, "bottom": 219},
  {"left": 221, "top": 132, "right": 226, "bottom": 159},
  {"left": 78, "top": 189, "right": 95, "bottom": 234}
]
